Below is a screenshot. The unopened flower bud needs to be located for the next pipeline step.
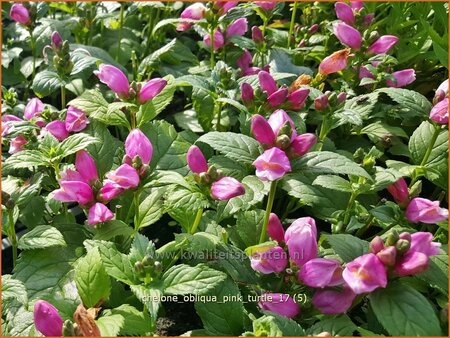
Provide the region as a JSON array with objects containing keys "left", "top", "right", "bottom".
[
  {"left": 134, "top": 261, "right": 144, "bottom": 275},
  {"left": 399, "top": 232, "right": 411, "bottom": 242},
  {"left": 369, "top": 236, "right": 385, "bottom": 254},
  {"left": 337, "top": 92, "right": 347, "bottom": 103},
  {"left": 297, "top": 39, "right": 306, "bottom": 48},
  {"left": 395, "top": 239, "right": 411, "bottom": 254},
  {"left": 314, "top": 94, "right": 329, "bottom": 111},
  {"left": 199, "top": 172, "right": 212, "bottom": 185},
  {"left": 308, "top": 24, "right": 319, "bottom": 34},
  {"left": 132, "top": 155, "right": 143, "bottom": 169},
  {"left": 275, "top": 134, "right": 291, "bottom": 150},
  {"left": 409, "top": 180, "right": 422, "bottom": 199},
  {"left": 385, "top": 230, "right": 399, "bottom": 247},
  {"left": 252, "top": 26, "right": 263, "bottom": 43},
  {"left": 142, "top": 255, "right": 154, "bottom": 267},
  {"left": 377, "top": 246, "right": 396, "bottom": 266},
  {"left": 153, "top": 261, "right": 163, "bottom": 273},
  {"left": 62, "top": 320, "right": 76, "bottom": 336}
]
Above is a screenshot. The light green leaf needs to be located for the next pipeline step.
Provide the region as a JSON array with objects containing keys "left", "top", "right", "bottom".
[
  {"left": 102, "top": 304, "right": 153, "bottom": 335},
  {"left": 32, "top": 70, "right": 65, "bottom": 97},
  {"left": 253, "top": 314, "right": 305, "bottom": 336},
  {"left": 96, "top": 314, "right": 124, "bottom": 336},
  {"left": 307, "top": 315, "right": 357, "bottom": 336},
  {"left": 376, "top": 88, "right": 432, "bottom": 117},
  {"left": 325, "top": 234, "right": 369, "bottom": 262},
  {"left": 2, "top": 275, "right": 28, "bottom": 306},
  {"left": 137, "top": 188, "right": 165, "bottom": 230},
  {"left": 18, "top": 225, "right": 66, "bottom": 250},
  {"left": 4, "top": 150, "right": 48, "bottom": 171},
  {"left": 93, "top": 220, "right": 134, "bottom": 241},
  {"left": 361, "top": 121, "right": 408, "bottom": 140},
  {"left": 130, "top": 285, "right": 162, "bottom": 320},
  {"left": 312, "top": 175, "right": 353, "bottom": 192},
  {"left": 416, "top": 254, "right": 448, "bottom": 294},
  {"left": 57, "top": 133, "right": 99, "bottom": 159}
]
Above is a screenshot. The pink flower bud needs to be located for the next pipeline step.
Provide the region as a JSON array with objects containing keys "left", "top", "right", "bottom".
[
  {"left": 210, "top": 176, "right": 245, "bottom": 200},
  {"left": 125, "top": 129, "right": 153, "bottom": 165},
  {"left": 337, "top": 92, "right": 347, "bottom": 103},
  {"left": 342, "top": 253, "right": 387, "bottom": 294},
  {"left": 241, "top": 83, "right": 254, "bottom": 104},
  {"left": 226, "top": 18, "right": 248, "bottom": 38},
  {"left": 250, "top": 246, "right": 288, "bottom": 274},
  {"left": 2, "top": 115, "right": 22, "bottom": 137},
  {"left": 253, "top": 147, "right": 291, "bottom": 181},
  {"left": 76, "top": 150, "right": 99, "bottom": 184},
  {"left": 359, "top": 65, "right": 375, "bottom": 80},
  {"left": 386, "top": 69, "right": 416, "bottom": 88},
  {"left": 287, "top": 88, "right": 310, "bottom": 109},
  {"left": 268, "top": 213, "right": 285, "bottom": 243},
  {"left": 350, "top": 1, "right": 364, "bottom": 10},
  {"left": 319, "top": 49, "right": 351, "bottom": 75},
  {"left": 335, "top": 2, "right": 355, "bottom": 24},
  {"left": 409, "top": 232, "right": 441, "bottom": 256},
  {"left": 299, "top": 258, "right": 344, "bottom": 288},
  {"left": 10, "top": 4, "right": 30, "bottom": 25},
  {"left": 368, "top": 35, "right": 399, "bottom": 54},
  {"left": 308, "top": 24, "right": 319, "bottom": 34},
  {"left": 24, "top": 98, "right": 44, "bottom": 120},
  {"left": 394, "top": 251, "right": 429, "bottom": 276},
  {"left": 65, "top": 106, "right": 88, "bottom": 132},
  {"left": 267, "top": 109, "right": 297, "bottom": 138},
  {"left": 399, "top": 232, "right": 412, "bottom": 242},
  {"left": 314, "top": 94, "right": 329, "bottom": 111},
  {"left": 94, "top": 64, "right": 130, "bottom": 96},
  {"left": 387, "top": 178, "right": 409, "bottom": 206},
  {"left": 290, "top": 133, "right": 317, "bottom": 157},
  {"left": 98, "top": 182, "right": 124, "bottom": 202},
  {"left": 9, "top": 135, "right": 28, "bottom": 154},
  {"left": 430, "top": 97, "right": 448, "bottom": 124},
  {"left": 106, "top": 164, "right": 140, "bottom": 189},
  {"left": 363, "top": 13, "right": 375, "bottom": 25},
  {"left": 284, "top": 217, "right": 317, "bottom": 267},
  {"left": 258, "top": 293, "right": 300, "bottom": 318},
  {"left": 405, "top": 197, "right": 448, "bottom": 224},
  {"left": 203, "top": 30, "right": 225, "bottom": 50},
  {"left": 252, "top": 26, "right": 264, "bottom": 42},
  {"left": 45, "top": 120, "right": 69, "bottom": 141},
  {"left": 53, "top": 181, "right": 94, "bottom": 206},
  {"left": 187, "top": 145, "right": 208, "bottom": 174},
  {"left": 435, "top": 79, "right": 449, "bottom": 98},
  {"left": 237, "top": 50, "right": 252, "bottom": 70},
  {"left": 88, "top": 203, "right": 114, "bottom": 225},
  {"left": 176, "top": 2, "right": 206, "bottom": 31},
  {"left": 258, "top": 71, "right": 278, "bottom": 96},
  {"left": 312, "top": 286, "right": 356, "bottom": 315},
  {"left": 369, "top": 236, "right": 385, "bottom": 254},
  {"left": 251, "top": 114, "right": 275, "bottom": 146},
  {"left": 51, "top": 31, "right": 63, "bottom": 48},
  {"left": 138, "top": 78, "right": 167, "bottom": 104},
  {"left": 333, "top": 22, "right": 362, "bottom": 49},
  {"left": 376, "top": 246, "right": 397, "bottom": 267},
  {"left": 267, "top": 87, "right": 288, "bottom": 107},
  {"left": 215, "top": 1, "right": 238, "bottom": 14},
  {"left": 255, "top": 1, "right": 277, "bottom": 10},
  {"left": 34, "top": 300, "right": 63, "bottom": 336}
]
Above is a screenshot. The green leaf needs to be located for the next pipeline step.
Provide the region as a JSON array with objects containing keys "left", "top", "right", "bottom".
[
  {"left": 361, "top": 121, "right": 408, "bottom": 140},
  {"left": 253, "top": 314, "right": 305, "bottom": 336},
  {"left": 416, "top": 254, "right": 448, "bottom": 294},
  {"left": 312, "top": 175, "right": 353, "bottom": 192},
  {"left": 18, "top": 225, "right": 66, "bottom": 250},
  {"left": 228, "top": 210, "right": 264, "bottom": 249},
  {"left": 369, "top": 281, "right": 442, "bottom": 336},
  {"left": 130, "top": 285, "right": 162, "bottom": 320},
  {"left": 344, "top": 93, "right": 378, "bottom": 119},
  {"left": 68, "top": 89, "right": 108, "bottom": 116},
  {"left": 96, "top": 314, "right": 124, "bottom": 336},
  {"left": 197, "top": 132, "right": 262, "bottom": 166},
  {"left": 409, "top": 121, "right": 448, "bottom": 166},
  {"left": 307, "top": 315, "right": 357, "bottom": 336},
  {"left": 325, "top": 234, "right": 369, "bottom": 262},
  {"left": 75, "top": 249, "right": 111, "bottom": 308},
  {"left": 32, "top": 70, "right": 65, "bottom": 97},
  {"left": 165, "top": 184, "right": 210, "bottom": 213},
  {"left": 93, "top": 220, "right": 134, "bottom": 241},
  {"left": 137, "top": 188, "right": 165, "bottom": 230},
  {"left": 3, "top": 150, "right": 48, "bottom": 171},
  {"left": 102, "top": 304, "right": 153, "bottom": 335},
  {"left": 163, "top": 264, "right": 227, "bottom": 295},
  {"left": 376, "top": 88, "right": 432, "bottom": 117},
  {"left": 57, "top": 133, "right": 99, "bottom": 159},
  {"left": 2, "top": 275, "right": 28, "bottom": 306},
  {"left": 292, "top": 151, "right": 371, "bottom": 179},
  {"left": 195, "top": 279, "right": 245, "bottom": 335}
]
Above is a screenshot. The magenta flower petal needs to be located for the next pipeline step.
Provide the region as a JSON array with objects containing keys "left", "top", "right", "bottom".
[
  {"left": 255, "top": 2, "right": 277, "bottom": 10},
  {"left": 350, "top": 2, "right": 364, "bottom": 10},
  {"left": 252, "top": 26, "right": 264, "bottom": 43},
  {"left": 210, "top": 177, "right": 245, "bottom": 200},
  {"left": 258, "top": 71, "right": 278, "bottom": 96},
  {"left": 333, "top": 22, "right": 362, "bottom": 49},
  {"left": 259, "top": 293, "right": 300, "bottom": 318},
  {"left": 335, "top": 2, "right": 355, "bottom": 24},
  {"left": 253, "top": 147, "right": 291, "bottom": 181},
  {"left": 180, "top": 2, "right": 206, "bottom": 20},
  {"left": 319, "top": 49, "right": 351, "bottom": 75},
  {"left": 125, "top": 129, "right": 153, "bottom": 165},
  {"left": 51, "top": 31, "right": 63, "bottom": 48},
  {"left": 53, "top": 181, "right": 94, "bottom": 205},
  {"left": 386, "top": 69, "right": 416, "bottom": 88},
  {"left": 250, "top": 246, "right": 288, "bottom": 274},
  {"left": 106, "top": 164, "right": 140, "bottom": 189},
  {"left": 98, "top": 182, "right": 124, "bottom": 202},
  {"left": 430, "top": 98, "right": 448, "bottom": 124},
  {"left": 88, "top": 203, "right": 114, "bottom": 225},
  {"left": 65, "top": 106, "right": 88, "bottom": 132},
  {"left": 226, "top": 18, "right": 248, "bottom": 38},
  {"left": 299, "top": 258, "right": 343, "bottom": 288},
  {"left": 267, "top": 109, "right": 297, "bottom": 138},
  {"left": 186, "top": 145, "right": 208, "bottom": 174},
  {"left": 203, "top": 30, "right": 225, "bottom": 50},
  {"left": 138, "top": 78, "right": 167, "bottom": 104},
  {"left": 241, "top": 83, "right": 255, "bottom": 104},
  {"left": 237, "top": 50, "right": 252, "bottom": 70},
  {"left": 94, "top": 64, "right": 130, "bottom": 96},
  {"left": 368, "top": 35, "right": 399, "bottom": 54},
  {"left": 287, "top": 88, "right": 310, "bottom": 109},
  {"left": 10, "top": 4, "right": 30, "bottom": 25},
  {"left": 312, "top": 286, "right": 356, "bottom": 315},
  {"left": 290, "top": 133, "right": 317, "bottom": 157},
  {"left": 24, "top": 98, "right": 44, "bottom": 120},
  {"left": 251, "top": 115, "right": 276, "bottom": 146},
  {"left": 267, "top": 213, "right": 285, "bottom": 243},
  {"left": 215, "top": 1, "right": 239, "bottom": 14},
  {"left": 405, "top": 197, "right": 448, "bottom": 224},
  {"left": 34, "top": 300, "right": 63, "bottom": 337},
  {"left": 386, "top": 178, "right": 409, "bottom": 206},
  {"left": 284, "top": 217, "right": 317, "bottom": 267},
  {"left": 394, "top": 251, "right": 429, "bottom": 276},
  {"left": 342, "top": 253, "right": 387, "bottom": 294},
  {"left": 45, "top": 120, "right": 69, "bottom": 141},
  {"left": 267, "top": 87, "right": 288, "bottom": 107},
  {"left": 75, "top": 150, "right": 99, "bottom": 184},
  {"left": 409, "top": 232, "right": 441, "bottom": 256},
  {"left": 8, "top": 135, "right": 28, "bottom": 154}
]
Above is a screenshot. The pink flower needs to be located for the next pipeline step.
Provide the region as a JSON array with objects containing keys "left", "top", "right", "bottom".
[
  {"left": 335, "top": 2, "right": 355, "bottom": 24},
  {"left": 241, "top": 83, "right": 254, "bottom": 104},
  {"left": 125, "top": 129, "right": 153, "bottom": 165},
  {"left": 394, "top": 251, "right": 429, "bottom": 276},
  {"left": 267, "top": 109, "right": 297, "bottom": 139},
  {"left": 237, "top": 50, "right": 252, "bottom": 70},
  {"left": 226, "top": 18, "right": 248, "bottom": 38},
  {"left": 24, "top": 98, "right": 44, "bottom": 120},
  {"left": 258, "top": 71, "right": 278, "bottom": 96},
  {"left": 1, "top": 115, "right": 22, "bottom": 136},
  {"left": 215, "top": 1, "right": 239, "bottom": 14},
  {"left": 210, "top": 177, "right": 245, "bottom": 200},
  {"left": 176, "top": 3, "right": 206, "bottom": 31},
  {"left": 268, "top": 88, "right": 288, "bottom": 108},
  {"left": 187, "top": 145, "right": 208, "bottom": 174},
  {"left": 284, "top": 217, "right": 317, "bottom": 267},
  {"left": 98, "top": 182, "right": 124, "bottom": 202},
  {"left": 409, "top": 232, "right": 441, "bottom": 256},
  {"left": 368, "top": 35, "right": 399, "bottom": 54},
  {"left": 386, "top": 178, "right": 409, "bottom": 207},
  {"left": 363, "top": 13, "right": 375, "bottom": 25},
  {"left": 10, "top": 4, "right": 30, "bottom": 25},
  {"left": 65, "top": 106, "right": 88, "bottom": 132},
  {"left": 251, "top": 115, "right": 276, "bottom": 146},
  {"left": 8, "top": 135, "right": 27, "bottom": 154},
  {"left": 342, "top": 253, "right": 387, "bottom": 294},
  {"left": 287, "top": 88, "right": 310, "bottom": 110},
  {"left": 333, "top": 22, "right": 362, "bottom": 49},
  {"left": 138, "top": 78, "right": 167, "bottom": 104},
  {"left": 267, "top": 213, "right": 285, "bottom": 243},
  {"left": 259, "top": 293, "right": 300, "bottom": 318},
  {"left": 314, "top": 94, "right": 329, "bottom": 111},
  {"left": 430, "top": 97, "right": 448, "bottom": 124},
  {"left": 253, "top": 147, "right": 291, "bottom": 181},
  {"left": 51, "top": 31, "right": 63, "bottom": 48},
  {"left": 299, "top": 258, "right": 344, "bottom": 288},
  {"left": 386, "top": 69, "right": 416, "bottom": 88},
  {"left": 94, "top": 64, "right": 130, "bottom": 96},
  {"left": 203, "top": 30, "right": 225, "bottom": 50},
  {"left": 34, "top": 300, "right": 63, "bottom": 337},
  {"left": 106, "top": 164, "right": 140, "bottom": 189},
  {"left": 405, "top": 197, "right": 448, "bottom": 223},
  {"left": 53, "top": 181, "right": 94, "bottom": 206},
  {"left": 88, "top": 203, "right": 114, "bottom": 225},
  {"left": 359, "top": 65, "right": 375, "bottom": 80},
  {"left": 312, "top": 286, "right": 356, "bottom": 315},
  {"left": 369, "top": 236, "right": 385, "bottom": 254},
  {"left": 45, "top": 120, "right": 69, "bottom": 141},
  {"left": 252, "top": 26, "right": 263, "bottom": 42},
  {"left": 350, "top": 2, "right": 364, "bottom": 10},
  {"left": 250, "top": 246, "right": 288, "bottom": 274},
  {"left": 76, "top": 150, "right": 99, "bottom": 184},
  {"left": 255, "top": 2, "right": 277, "bottom": 10},
  {"left": 376, "top": 246, "right": 397, "bottom": 267},
  {"left": 290, "top": 133, "right": 317, "bottom": 157},
  {"left": 319, "top": 49, "right": 351, "bottom": 75}
]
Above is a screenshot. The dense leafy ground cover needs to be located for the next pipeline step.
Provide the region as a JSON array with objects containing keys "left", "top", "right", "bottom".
[{"left": 1, "top": 1, "right": 449, "bottom": 336}]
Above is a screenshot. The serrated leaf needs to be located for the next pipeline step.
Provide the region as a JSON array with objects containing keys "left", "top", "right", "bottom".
[
  {"left": 2, "top": 275, "right": 28, "bottom": 306},
  {"left": 96, "top": 314, "right": 124, "bottom": 336},
  {"left": 137, "top": 188, "right": 165, "bottom": 230},
  {"left": 57, "top": 133, "right": 99, "bottom": 158},
  {"left": 18, "top": 225, "right": 66, "bottom": 250},
  {"left": 312, "top": 175, "right": 353, "bottom": 192},
  {"left": 130, "top": 285, "right": 162, "bottom": 320},
  {"left": 253, "top": 313, "right": 305, "bottom": 336},
  {"left": 165, "top": 184, "right": 210, "bottom": 213},
  {"left": 325, "top": 234, "right": 369, "bottom": 262},
  {"left": 307, "top": 315, "right": 357, "bottom": 336},
  {"left": 228, "top": 210, "right": 264, "bottom": 249},
  {"left": 102, "top": 304, "right": 153, "bottom": 335},
  {"left": 416, "top": 254, "right": 448, "bottom": 294},
  {"left": 93, "top": 220, "right": 133, "bottom": 241},
  {"left": 4, "top": 150, "right": 48, "bottom": 171},
  {"left": 376, "top": 88, "right": 432, "bottom": 117},
  {"left": 32, "top": 70, "right": 65, "bottom": 97},
  {"left": 361, "top": 121, "right": 408, "bottom": 140}
]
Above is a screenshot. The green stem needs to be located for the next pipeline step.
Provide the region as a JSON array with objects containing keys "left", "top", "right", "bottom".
[
  {"left": 30, "top": 29, "right": 36, "bottom": 80},
  {"left": 343, "top": 191, "right": 358, "bottom": 226},
  {"left": 210, "top": 28, "right": 215, "bottom": 69},
  {"left": 133, "top": 190, "right": 141, "bottom": 231},
  {"left": 53, "top": 162, "right": 61, "bottom": 180},
  {"left": 287, "top": 0, "right": 298, "bottom": 48},
  {"left": 261, "top": 18, "right": 269, "bottom": 66},
  {"left": 317, "top": 115, "right": 329, "bottom": 151},
  {"left": 259, "top": 180, "right": 278, "bottom": 244},
  {"left": 190, "top": 208, "right": 204, "bottom": 234},
  {"left": 61, "top": 86, "right": 66, "bottom": 108},
  {"left": 130, "top": 110, "right": 136, "bottom": 129},
  {"left": 116, "top": 3, "right": 124, "bottom": 62},
  {"left": 8, "top": 209, "right": 17, "bottom": 269},
  {"left": 215, "top": 101, "right": 222, "bottom": 131}
]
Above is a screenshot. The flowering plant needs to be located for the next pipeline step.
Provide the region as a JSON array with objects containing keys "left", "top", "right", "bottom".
[{"left": 1, "top": 1, "right": 448, "bottom": 337}]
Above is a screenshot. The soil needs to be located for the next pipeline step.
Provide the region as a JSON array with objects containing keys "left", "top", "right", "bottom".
[{"left": 156, "top": 300, "right": 203, "bottom": 336}]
